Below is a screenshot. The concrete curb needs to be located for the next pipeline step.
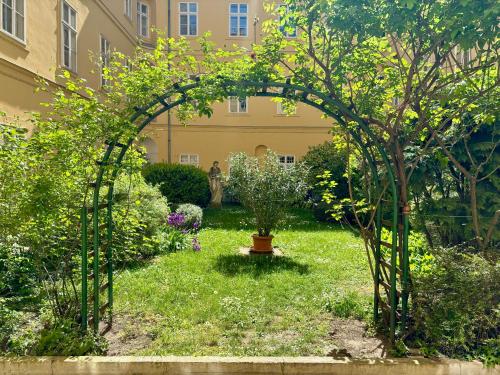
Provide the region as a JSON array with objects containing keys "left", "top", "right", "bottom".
[{"left": 0, "top": 356, "right": 498, "bottom": 375}]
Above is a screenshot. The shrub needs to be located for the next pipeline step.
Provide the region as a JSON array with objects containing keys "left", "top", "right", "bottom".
[
  {"left": 156, "top": 227, "right": 192, "bottom": 253},
  {"left": 301, "top": 141, "right": 359, "bottom": 222},
  {"left": 176, "top": 203, "right": 203, "bottom": 230},
  {"left": 227, "top": 151, "right": 309, "bottom": 236},
  {"left": 412, "top": 246, "right": 500, "bottom": 364},
  {"left": 143, "top": 163, "right": 210, "bottom": 207},
  {"left": 112, "top": 173, "right": 170, "bottom": 265},
  {"left": 0, "top": 236, "right": 37, "bottom": 303},
  {"left": 32, "top": 319, "right": 106, "bottom": 356}
]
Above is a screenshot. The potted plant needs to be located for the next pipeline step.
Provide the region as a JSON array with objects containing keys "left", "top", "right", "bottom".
[{"left": 228, "top": 151, "right": 309, "bottom": 252}]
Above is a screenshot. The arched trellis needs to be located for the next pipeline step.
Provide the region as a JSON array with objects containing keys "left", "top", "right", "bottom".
[{"left": 80, "top": 77, "right": 410, "bottom": 342}]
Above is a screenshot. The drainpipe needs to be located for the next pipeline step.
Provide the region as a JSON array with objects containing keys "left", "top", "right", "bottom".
[
  {"left": 167, "top": 0, "right": 172, "bottom": 163},
  {"left": 253, "top": 16, "right": 259, "bottom": 45}
]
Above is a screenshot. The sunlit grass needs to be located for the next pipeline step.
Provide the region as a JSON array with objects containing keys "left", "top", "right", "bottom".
[{"left": 113, "top": 205, "right": 372, "bottom": 355}]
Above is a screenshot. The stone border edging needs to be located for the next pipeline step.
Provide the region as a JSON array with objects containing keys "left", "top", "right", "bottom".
[{"left": 0, "top": 356, "right": 497, "bottom": 375}]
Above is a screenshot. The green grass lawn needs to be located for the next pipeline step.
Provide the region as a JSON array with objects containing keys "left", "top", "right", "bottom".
[{"left": 112, "top": 205, "right": 373, "bottom": 356}]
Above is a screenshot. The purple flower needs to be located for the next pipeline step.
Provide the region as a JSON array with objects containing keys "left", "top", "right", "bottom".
[
  {"left": 193, "top": 221, "right": 200, "bottom": 230},
  {"left": 168, "top": 212, "right": 185, "bottom": 228},
  {"left": 192, "top": 236, "right": 201, "bottom": 252}
]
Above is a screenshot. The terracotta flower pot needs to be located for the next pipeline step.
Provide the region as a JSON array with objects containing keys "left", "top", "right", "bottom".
[{"left": 251, "top": 234, "right": 274, "bottom": 253}]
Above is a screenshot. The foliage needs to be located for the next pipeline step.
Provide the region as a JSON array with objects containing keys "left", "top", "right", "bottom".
[
  {"left": 32, "top": 320, "right": 107, "bottom": 356},
  {"left": 412, "top": 247, "right": 499, "bottom": 364},
  {"left": 143, "top": 163, "right": 211, "bottom": 207},
  {"left": 112, "top": 173, "right": 170, "bottom": 265},
  {"left": 176, "top": 203, "right": 203, "bottom": 230},
  {"left": 227, "top": 151, "right": 309, "bottom": 236},
  {"left": 255, "top": 0, "right": 499, "bottom": 251},
  {"left": 380, "top": 229, "right": 435, "bottom": 275},
  {"left": 0, "top": 236, "right": 37, "bottom": 304},
  {"left": 163, "top": 211, "right": 202, "bottom": 252},
  {"left": 301, "top": 141, "right": 359, "bottom": 222},
  {"left": 156, "top": 227, "right": 192, "bottom": 253},
  {"left": 323, "top": 291, "right": 370, "bottom": 320},
  {"left": 409, "top": 122, "right": 500, "bottom": 248}
]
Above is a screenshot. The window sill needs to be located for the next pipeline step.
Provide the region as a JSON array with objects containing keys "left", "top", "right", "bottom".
[
  {"left": 0, "top": 30, "right": 27, "bottom": 50},
  {"left": 226, "top": 113, "right": 250, "bottom": 116},
  {"left": 59, "top": 65, "right": 78, "bottom": 76}
]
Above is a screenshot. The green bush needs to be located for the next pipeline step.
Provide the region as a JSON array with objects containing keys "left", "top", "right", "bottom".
[
  {"left": 0, "top": 236, "right": 37, "bottom": 303},
  {"left": 32, "top": 319, "right": 106, "bottom": 356},
  {"left": 112, "top": 173, "right": 170, "bottom": 265},
  {"left": 301, "top": 141, "right": 359, "bottom": 222},
  {"left": 176, "top": 203, "right": 203, "bottom": 229},
  {"left": 143, "top": 163, "right": 210, "bottom": 207},
  {"left": 156, "top": 227, "right": 192, "bottom": 253},
  {"left": 228, "top": 151, "right": 309, "bottom": 236},
  {"left": 412, "top": 247, "right": 500, "bottom": 365}
]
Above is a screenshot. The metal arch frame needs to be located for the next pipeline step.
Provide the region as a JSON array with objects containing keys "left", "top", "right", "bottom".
[{"left": 81, "top": 77, "right": 410, "bottom": 341}]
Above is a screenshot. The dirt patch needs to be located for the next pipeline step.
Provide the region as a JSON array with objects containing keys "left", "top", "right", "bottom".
[
  {"left": 105, "top": 313, "right": 157, "bottom": 356},
  {"left": 105, "top": 314, "right": 388, "bottom": 357},
  {"left": 327, "top": 318, "right": 389, "bottom": 358}
]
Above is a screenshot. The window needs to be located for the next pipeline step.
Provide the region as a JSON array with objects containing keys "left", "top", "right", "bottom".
[
  {"left": 279, "top": 4, "right": 296, "bottom": 38},
  {"left": 229, "top": 3, "right": 247, "bottom": 37},
  {"left": 125, "top": 58, "right": 132, "bottom": 72},
  {"left": 229, "top": 96, "right": 248, "bottom": 113},
  {"left": 100, "top": 35, "right": 110, "bottom": 87},
  {"left": 137, "top": 2, "right": 149, "bottom": 37},
  {"left": 180, "top": 153, "right": 199, "bottom": 166},
  {"left": 455, "top": 47, "right": 471, "bottom": 67},
  {"left": 179, "top": 2, "right": 197, "bottom": 36},
  {"left": 124, "top": 0, "right": 131, "bottom": 18},
  {"left": 1, "top": 0, "right": 25, "bottom": 42},
  {"left": 279, "top": 155, "right": 295, "bottom": 169},
  {"left": 277, "top": 101, "right": 296, "bottom": 115},
  {"left": 61, "top": 1, "right": 77, "bottom": 71}
]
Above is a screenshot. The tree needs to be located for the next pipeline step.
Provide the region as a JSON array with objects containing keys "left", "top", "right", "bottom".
[{"left": 247, "top": 0, "right": 499, "bottom": 250}]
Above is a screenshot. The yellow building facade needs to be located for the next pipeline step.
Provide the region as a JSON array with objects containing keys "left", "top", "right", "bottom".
[{"left": 0, "top": 0, "right": 332, "bottom": 171}]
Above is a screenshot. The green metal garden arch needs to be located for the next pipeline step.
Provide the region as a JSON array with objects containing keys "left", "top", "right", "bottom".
[{"left": 81, "top": 76, "right": 410, "bottom": 342}]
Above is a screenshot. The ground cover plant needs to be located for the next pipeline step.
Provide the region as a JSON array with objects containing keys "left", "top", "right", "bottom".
[{"left": 110, "top": 206, "right": 374, "bottom": 356}]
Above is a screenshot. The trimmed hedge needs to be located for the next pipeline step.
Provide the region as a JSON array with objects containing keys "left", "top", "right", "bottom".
[{"left": 143, "top": 163, "right": 211, "bottom": 207}]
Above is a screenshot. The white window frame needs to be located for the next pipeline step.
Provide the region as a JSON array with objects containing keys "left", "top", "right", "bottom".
[
  {"left": 229, "top": 3, "right": 248, "bottom": 37},
  {"left": 124, "top": 0, "right": 132, "bottom": 19},
  {"left": 137, "top": 1, "right": 149, "bottom": 38},
  {"left": 279, "top": 154, "right": 295, "bottom": 169},
  {"left": 179, "top": 2, "right": 198, "bottom": 36},
  {"left": 455, "top": 46, "right": 471, "bottom": 67},
  {"left": 279, "top": 4, "right": 296, "bottom": 38},
  {"left": 1, "top": 0, "right": 26, "bottom": 43},
  {"left": 228, "top": 96, "right": 248, "bottom": 113},
  {"left": 277, "top": 101, "right": 296, "bottom": 115},
  {"left": 179, "top": 153, "right": 199, "bottom": 166},
  {"left": 61, "top": 1, "right": 77, "bottom": 72},
  {"left": 100, "top": 35, "right": 110, "bottom": 88}
]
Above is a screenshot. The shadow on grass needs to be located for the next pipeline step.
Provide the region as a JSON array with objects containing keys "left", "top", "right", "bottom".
[{"left": 213, "top": 254, "right": 310, "bottom": 277}]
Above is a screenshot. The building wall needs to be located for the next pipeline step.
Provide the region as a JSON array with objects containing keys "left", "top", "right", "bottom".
[
  {"left": 144, "top": 0, "right": 332, "bottom": 170},
  {"left": 0, "top": 0, "right": 332, "bottom": 171}
]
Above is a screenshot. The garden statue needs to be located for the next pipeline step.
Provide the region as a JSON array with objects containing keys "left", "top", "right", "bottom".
[{"left": 209, "top": 161, "right": 223, "bottom": 208}]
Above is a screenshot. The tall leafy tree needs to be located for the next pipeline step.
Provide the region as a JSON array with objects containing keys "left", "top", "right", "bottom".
[{"left": 247, "top": 0, "right": 499, "bottom": 249}]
